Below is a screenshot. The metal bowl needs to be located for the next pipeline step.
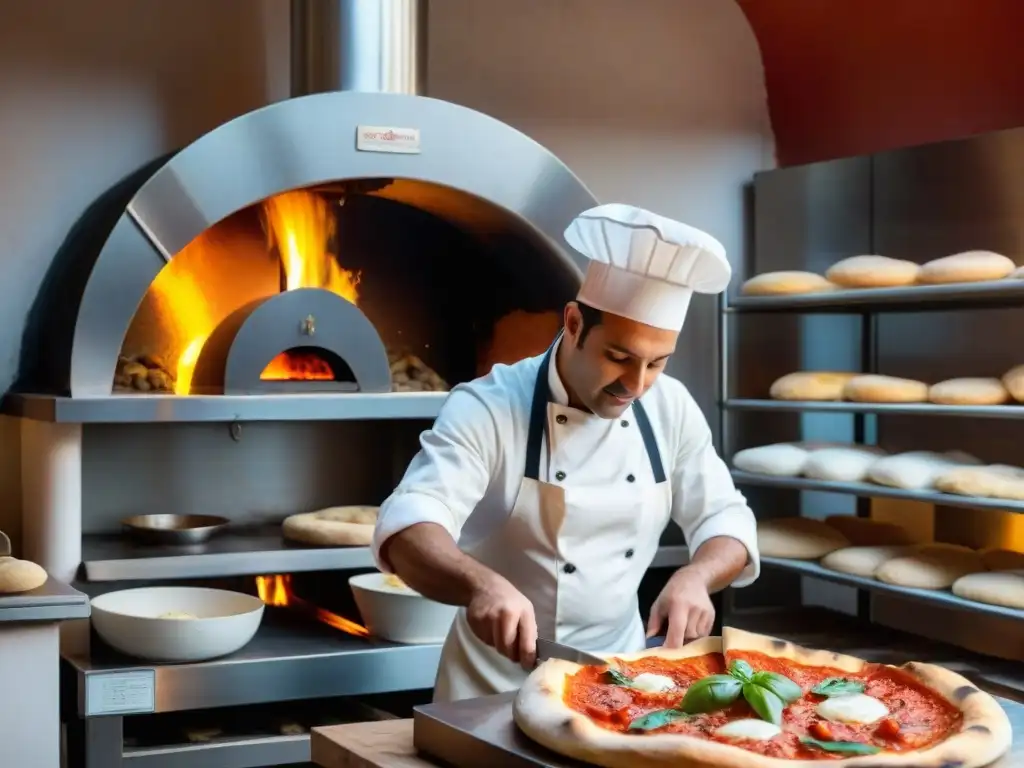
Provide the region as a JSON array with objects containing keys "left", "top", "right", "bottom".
[{"left": 121, "top": 514, "right": 229, "bottom": 545}]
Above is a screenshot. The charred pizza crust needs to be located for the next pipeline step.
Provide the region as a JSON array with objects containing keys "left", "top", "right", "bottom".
[{"left": 513, "top": 628, "right": 1011, "bottom": 768}]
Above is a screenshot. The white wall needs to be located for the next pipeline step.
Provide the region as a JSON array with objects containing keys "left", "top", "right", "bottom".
[{"left": 0, "top": 0, "right": 773, "bottom": 552}]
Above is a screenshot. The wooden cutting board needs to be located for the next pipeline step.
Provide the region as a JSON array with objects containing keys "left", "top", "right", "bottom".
[{"left": 311, "top": 720, "right": 435, "bottom": 768}]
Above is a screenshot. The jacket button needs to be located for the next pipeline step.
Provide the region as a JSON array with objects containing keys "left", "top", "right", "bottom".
[
  {"left": 556, "top": 414, "right": 567, "bottom": 425},
  {"left": 626, "top": 474, "right": 635, "bottom": 483},
  {"left": 555, "top": 470, "right": 566, "bottom": 481},
  {"left": 563, "top": 563, "right": 577, "bottom": 574},
  {"left": 625, "top": 548, "right": 635, "bottom": 558},
  {"left": 621, "top": 420, "right": 629, "bottom": 428}
]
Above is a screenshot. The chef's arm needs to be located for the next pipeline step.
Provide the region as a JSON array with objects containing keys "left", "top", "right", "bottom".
[
  {"left": 670, "top": 394, "right": 760, "bottom": 589},
  {"left": 680, "top": 535, "right": 750, "bottom": 594},
  {"left": 373, "top": 386, "right": 502, "bottom": 606},
  {"left": 383, "top": 523, "right": 496, "bottom": 606}
]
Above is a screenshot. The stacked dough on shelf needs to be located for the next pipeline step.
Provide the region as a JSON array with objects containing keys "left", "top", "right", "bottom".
[
  {"left": 739, "top": 250, "right": 1018, "bottom": 296},
  {"left": 768, "top": 369, "right": 1024, "bottom": 406},
  {"left": 733, "top": 441, "right": 1024, "bottom": 500},
  {"left": 755, "top": 515, "right": 1024, "bottom": 611}
]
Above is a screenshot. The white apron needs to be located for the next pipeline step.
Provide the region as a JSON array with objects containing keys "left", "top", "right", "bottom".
[{"left": 433, "top": 341, "right": 672, "bottom": 702}]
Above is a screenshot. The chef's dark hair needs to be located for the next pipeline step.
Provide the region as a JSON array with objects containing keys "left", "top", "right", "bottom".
[{"left": 574, "top": 301, "right": 603, "bottom": 348}]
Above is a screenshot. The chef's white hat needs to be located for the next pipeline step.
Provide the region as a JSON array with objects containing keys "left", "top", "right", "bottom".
[{"left": 565, "top": 204, "right": 732, "bottom": 332}]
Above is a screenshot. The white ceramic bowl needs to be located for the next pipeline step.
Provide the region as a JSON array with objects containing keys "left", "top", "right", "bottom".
[
  {"left": 349, "top": 572, "right": 457, "bottom": 644},
  {"left": 91, "top": 587, "right": 265, "bottom": 663}
]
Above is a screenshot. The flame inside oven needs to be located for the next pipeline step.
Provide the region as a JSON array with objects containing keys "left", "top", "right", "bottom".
[
  {"left": 255, "top": 573, "right": 368, "bottom": 637},
  {"left": 150, "top": 190, "right": 362, "bottom": 394}
]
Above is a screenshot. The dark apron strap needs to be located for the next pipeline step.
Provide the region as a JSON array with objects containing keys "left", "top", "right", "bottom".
[
  {"left": 524, "top": 341, "right": 667, "bottom": 484},
  {"left": 632, "top": 399, "right": 667, "bottom": 483},
  {"left": 524, "top": 345, "right": 556, "bottom": 481}
]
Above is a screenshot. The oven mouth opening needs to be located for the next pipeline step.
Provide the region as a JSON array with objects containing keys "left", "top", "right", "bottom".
[{"left": 260, "top": 346, "right": 351, "bottom": 384}]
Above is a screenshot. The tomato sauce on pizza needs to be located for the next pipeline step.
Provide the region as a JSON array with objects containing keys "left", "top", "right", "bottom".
[{"left": 562, "top": 650, "right": 962, "bottom": 760}]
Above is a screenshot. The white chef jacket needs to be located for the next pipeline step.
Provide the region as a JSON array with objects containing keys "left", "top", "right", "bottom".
[{"left": 373, "top": 344, "right": 759, "bottom": 585}]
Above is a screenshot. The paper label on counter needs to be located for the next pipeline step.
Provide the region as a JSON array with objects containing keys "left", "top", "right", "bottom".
[
  {"left": 356, "top": 126, "right": 421, "bottom": 154},
  {"left": 85, "top": 670, "right": 156, "bottom": 716}
]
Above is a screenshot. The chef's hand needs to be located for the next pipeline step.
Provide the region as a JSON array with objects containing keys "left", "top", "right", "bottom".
[
  {"left": 467, "top": 574, "right": 538, "bottom": 669},
  {"left": 646, "top": 568, "right": 715, "bottom": 648}
]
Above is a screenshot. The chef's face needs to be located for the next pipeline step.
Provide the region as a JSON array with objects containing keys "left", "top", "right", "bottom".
[{"left": 561, "top": 303, "right": 678, "bottom": 418}]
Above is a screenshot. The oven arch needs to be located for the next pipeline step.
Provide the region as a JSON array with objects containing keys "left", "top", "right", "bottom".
[{"left": 67, "top": 91, "right": 597, "bottom": 397}]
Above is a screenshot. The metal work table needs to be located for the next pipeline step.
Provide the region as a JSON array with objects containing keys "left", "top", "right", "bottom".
[
  {"left": 0, "top": 578, "right": 90, "bottom": 623},
  {"left": 63, "top": 610, "right": 442, "bottom": 716},
  {"left": 80, "top": 531, "right": 690, "bottom": 583}
]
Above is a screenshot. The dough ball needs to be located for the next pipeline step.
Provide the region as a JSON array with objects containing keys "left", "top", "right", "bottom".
[
  {"left": 740, "top": 271, "right": 835, "bottom": 296},
  {"left": 927, "top": 378, "right": 1010, "bottom": 406},
  {"left": 803, "top": 446, "right": 886, "bottom": 482},
  {"left": 731, "top": 444, "right": 810, "bottom": 476},
  {"left": 769, "top": 371, "right": 858, "bottom": 401},
  {"left": 825, "top": 255, "right": 921, "bottom": 288},
  {"left": 0, "top": 557, "right": 48, "bottom": 594},
  {"left": 757, "top": 517, "right": 850, "bottom": 560},
  {"left": 874, "top": 544, "right": 986, "bottom": 590},
  {"left": 917, "top": 250, "right": 1015, "bottom": 284},
  {"left": 281, "top": 505, "right": 379, "bottom": 547},
  {"left": 820, "top": 546, "right": 915, "bottom": 577},
  {"left": 866, "top": 451, "right": 979, "bottom": 491},
  {"left": 823, "top": 515, "right": 918, "bottom": 546},
  {"left": 1000, "top": 364, "right": 1024, "bottom": 403},
  {"left": 979, "top": 548, "right": 1024, "bottom": 572},
  {"left": 934, "top": 465, "right": 1024, "bottom": 501},
  {"left": 951, "top": 571, "right": 1024, "bottom": 610},
  {"left": 842, "top": 375, "right": 929, "bottom": 403}
]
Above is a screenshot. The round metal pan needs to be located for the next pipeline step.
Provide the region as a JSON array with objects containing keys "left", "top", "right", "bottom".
[{"left": 121, "top": 514, "right": 229, "bottom": 545}]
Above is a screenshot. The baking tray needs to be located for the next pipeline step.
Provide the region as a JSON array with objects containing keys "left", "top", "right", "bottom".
[{"left": 413, "top": 691, "right": 1024, "bottom": 768}]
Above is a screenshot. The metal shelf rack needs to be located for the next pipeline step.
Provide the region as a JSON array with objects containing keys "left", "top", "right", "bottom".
[
  {"left": 724, "top": 399, "right": 1024, "bottom": 420},
  {"left": 729, "top": 470, "right": 1024, "bottom": 514},
  {"left": 727, "top": 280, "right": 1024, "bottom": 314},
  {"left": 79, "top": 529, "right": 691, "bottom": 583},
  {"left": 720, "top": 280, "right": 1024, "bottom": 623},
  {"left": 760, "top": 557, "right": 1024, "bottom": 622}
]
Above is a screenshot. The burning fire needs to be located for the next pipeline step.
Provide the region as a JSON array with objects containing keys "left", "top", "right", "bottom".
[
  {"left": 260, "top": 351, "right": 335, "bottom": 381},
  {"left": 150, "top": 189, "right": 362, "bottom": 394},
  {"left": 255, "top": 574, "right": 368, "bottom": 637}
]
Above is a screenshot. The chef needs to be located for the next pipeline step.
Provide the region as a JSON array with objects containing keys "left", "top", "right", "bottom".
[{"left": 373, "top": 203, "right": 760, "bottom": 703}]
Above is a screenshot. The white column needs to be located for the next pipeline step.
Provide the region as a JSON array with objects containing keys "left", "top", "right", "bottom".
[
  {"left": 21, "top": 420, "right": 82, "bottom": 581},
  {"left": 20, "top": 420, "right": 89, "bottom": 654}
]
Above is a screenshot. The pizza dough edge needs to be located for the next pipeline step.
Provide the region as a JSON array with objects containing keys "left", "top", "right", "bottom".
[
  {"left": 890, "top": 661, "right": 1013, "bottom": 768},
  {"left": 514, "top": 629, "right": 1011, "bottom": 768},
  {"left": 724, "top": 628, "right": 1012, "bottom": 768},
  {"left": 515, "top": 651, "right": 785, "bottom": 768},
  {"left": 722, "top": 626, "right": 866, "bottom": 675}
]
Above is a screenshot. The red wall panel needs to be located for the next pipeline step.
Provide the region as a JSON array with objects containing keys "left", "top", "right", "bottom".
[{"left": 737, "top": 0, "right": 1024, "bottom": 166}]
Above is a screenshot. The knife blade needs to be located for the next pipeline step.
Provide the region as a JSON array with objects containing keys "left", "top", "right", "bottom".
[{"left": 536, "top": 638, "right": 608, "bottom": 667}]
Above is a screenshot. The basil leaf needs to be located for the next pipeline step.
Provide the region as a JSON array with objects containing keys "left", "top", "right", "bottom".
[
  {"left": 604, "top": 669, "right": 635, "bottom": 688},
  {"left": 800, "top": 737, "right": 881, "bottom": 755},
  {"left": 680, "top": 675, "right": 743, "bottom": 714},
  {"left": 742, "top": 682, "right": 784, "bottom": 725},
  {"left": 752, "top": 671, "right": 803, "bottom": 704},
  {"left": 728, "top": 659, "right": 754, "bottom": 682},
  {"left": 811, "top": 677, "right": 866, "bottom": 697},
  {"left": 628, "top": 708, "right": 688, "bottom": 731}
]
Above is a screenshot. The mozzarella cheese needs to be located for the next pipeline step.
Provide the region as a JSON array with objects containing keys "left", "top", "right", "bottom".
[
  {"left": 715, "top": 719, "right": 782, "bottom": 741},
  {"left": 815, "top": 693, "right": 889, "bottom": 724},
  {"left": 630, "top": 673, "right": 676, "bottom": 693}
]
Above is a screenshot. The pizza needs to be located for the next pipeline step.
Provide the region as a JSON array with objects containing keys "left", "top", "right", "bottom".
[{"left": 513, "top": 627, "right": 1012, "bottom": 767}]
